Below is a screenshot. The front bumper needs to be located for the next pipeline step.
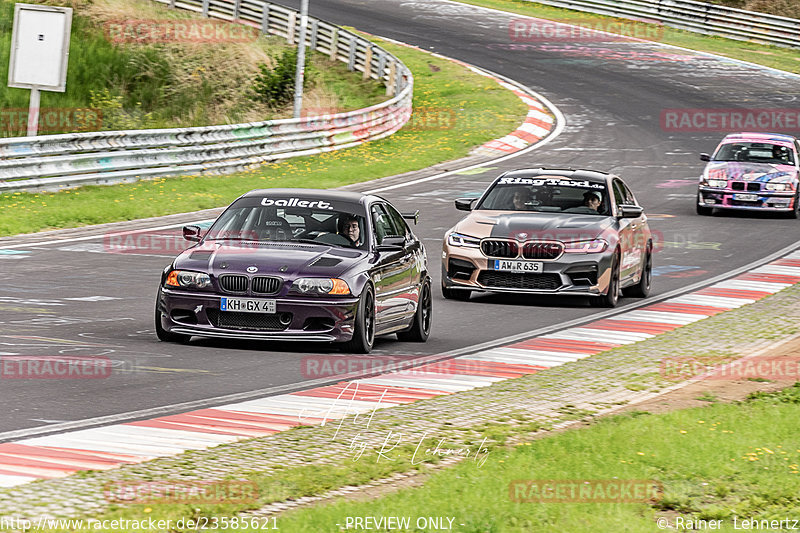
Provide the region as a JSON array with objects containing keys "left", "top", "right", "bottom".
[
  {"left": 441, "top": 244, "right": 614, "bottom": 296},
  {"left": 698, "top": 187, "right": 796, "bottom": 212},
  {"left": 157, "top": 288, "right": 360, "bottom": 342}
]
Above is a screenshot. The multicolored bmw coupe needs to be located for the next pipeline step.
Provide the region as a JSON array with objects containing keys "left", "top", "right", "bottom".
[
  {"left": 156, "top": 189, "right": 431, "bottom": 353},
  {"left": 442, "top": 169, "right": 653, "bottom": 307},
  {"left": 697, "top": 132, "right": 800, "bottom": 216}
]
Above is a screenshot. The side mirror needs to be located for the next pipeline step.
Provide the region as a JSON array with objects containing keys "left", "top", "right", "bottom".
[
  {"left": 455, "top": 198, "right": 476, "bottom": 211},
  {"left": 700, "top": 153, "right": 710, "bottom": 162},
  {"left": 376, "top": 235, "right": 406, "bottom": 252},
  {"left": 619, "top": 205, "right": 644, "bottom": 218},
  {"left": 402, "top": 210, "right": 420, "bottom": 225},
  {"left": 183, "top": 225, "right": 202, "bottom": 242}
]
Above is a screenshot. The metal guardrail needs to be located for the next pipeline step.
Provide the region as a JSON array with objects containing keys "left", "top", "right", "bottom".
[
  {"left": 527, "top": 0, "right": 800, "bottom": 49},
  {"left": 0, "top": 0, "right": 413, "bottom": 192}
]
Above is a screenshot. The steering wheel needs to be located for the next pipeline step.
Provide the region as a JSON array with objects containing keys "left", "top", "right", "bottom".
[{"left": 313, "top": 232, "right": 353, "bottom": 247}]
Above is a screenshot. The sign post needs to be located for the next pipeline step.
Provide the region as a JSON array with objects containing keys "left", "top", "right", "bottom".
[{"left": 7, "top": 3, "right": 73, "bottom": 137}]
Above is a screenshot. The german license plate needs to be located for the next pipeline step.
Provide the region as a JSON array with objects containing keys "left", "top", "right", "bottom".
[
  {"left": 734, "top": 193, "right": 758, "bottom": 202},
  {"left": 220, "top": 297, "right": 276, "bottom": 313},
  {"left": 493, "top": 260, "right": 543, "bottom": 273}
]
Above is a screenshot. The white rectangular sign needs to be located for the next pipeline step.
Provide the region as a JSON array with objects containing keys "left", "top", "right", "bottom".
[{"left": 8, "top": 4, "right": 72, "bottom": 91}]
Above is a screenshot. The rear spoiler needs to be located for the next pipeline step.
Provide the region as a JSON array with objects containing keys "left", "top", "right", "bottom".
[{"left": 401, "top": 210, "right": 420, "bottom": 225}]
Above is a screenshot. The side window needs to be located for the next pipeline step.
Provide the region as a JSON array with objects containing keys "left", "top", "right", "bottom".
[
  {"left": 611, "top": 180, "right": 626, "bottom": 209},
  {"left": 622, "top": 183, "right": 636, "bottom": 205},
  {"left": 370, "top": 204, "right": 400, "bottom": 245},
  {"left": 384, "top": 204, "right": 410, "bottom": 238}
]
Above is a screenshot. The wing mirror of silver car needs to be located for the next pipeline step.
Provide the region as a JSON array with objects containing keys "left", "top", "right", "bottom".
[
  {"left": 183, "top": 225, "right": 202, "bottom": 242},
  {"left": 700, "top": 153, "right": 711, "bottom": 162},
  {"left": 455, "top": 198, "right": 476, "bottom": 211},
  {"left": 618, "top": 205, "right": 644, "bottom": 218},
  {"left": 377, "top": 235, "right": 406, "bottom": 252}
]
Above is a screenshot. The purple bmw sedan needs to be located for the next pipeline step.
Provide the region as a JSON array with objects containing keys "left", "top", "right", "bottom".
[{"left": 155, "top": 189, "right": 431, "bottom": 353}]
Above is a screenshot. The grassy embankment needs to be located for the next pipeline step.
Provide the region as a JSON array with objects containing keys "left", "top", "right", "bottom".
[
  {"left": 0, "top": 2, "right": 526, "bottom": 236},
  {"left": 24, "top": 385, "right": 800, "bottom": 532},
  {"left": 276, "top": 384, "right": 800, "bottom": 532},
  {"left": 0, "top": 0, "right": 385, "bottom": 134}
]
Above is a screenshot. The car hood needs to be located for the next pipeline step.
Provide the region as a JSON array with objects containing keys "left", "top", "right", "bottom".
[
  {"left": 455, "top": 211, "right": 615, "bottom": 242},
  {"left": 704, "top": 161, "right": 798, "bottom": 183},
  {"left": 173, "top": 241, "right": 367, "bottom": 279}
]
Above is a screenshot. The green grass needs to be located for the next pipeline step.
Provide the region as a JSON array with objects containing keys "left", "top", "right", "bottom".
[
  {"left": 26, "top": 384, "right": 799, "bottom": 533},
  {"left": 0, "top": 34, "right": 527, "bottom": 236},
  {"left": 270, "top": 383, "right": 800, "bottom": 532},
  {"left": 0, "top": 0, "right": 386, "bottom": 135},
  {"left": 458, "top": 0, "right": 800, "bottom": 74}
]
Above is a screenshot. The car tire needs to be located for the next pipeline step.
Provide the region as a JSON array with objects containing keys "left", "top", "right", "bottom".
[
  {"left": 591, "top": 252, "right": 620, "bottom": 308},
  {"left": 398, "top": 277, "right": 432, "bottom": 342},
  {"left": 441, "top": 282, "right": 471, "bottom": 301},
  {"left": 696, "top": 194, "right": 713, "bottom": 216},
  {"left": 344, "top": 284, "right": 376, "bottom": 354},
  {"left": 787, "top": 192, "right": 800, "bottom": 219},
  {"left": 623, "top": 246, "right": 652, "bottom": 298},
  {"left": 154, "top": 307, "right": 190, "bottom": 343}
]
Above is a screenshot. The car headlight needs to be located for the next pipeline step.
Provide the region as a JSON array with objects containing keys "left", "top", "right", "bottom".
[
  {"left": 291, "top": 278, "right": 351, "bottom": 295},
  {"left": 563, "top": 239, "right": 608, "bottom": 254},
  {"left": 766, "top": 183, "right": 791, "bottom": 191},
  {"left": 447, "top": 232, "right": 481, "bottom": 248},
  {"left": 165, "top": 270, "right": 211, "bottom": 289},
  {"left": 706, "top": 179, "right": 727, "bottom": 188}
]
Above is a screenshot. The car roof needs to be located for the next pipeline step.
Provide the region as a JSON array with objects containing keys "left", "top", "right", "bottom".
[
  {"left": 722, "top": 132, "right": 798, "bottom": 144},
  {"left": 495, "top": 168, "right": 612, "bottom": 185},
  {"left": 240, "top": 188, "right": 379, "bottom": 205}
]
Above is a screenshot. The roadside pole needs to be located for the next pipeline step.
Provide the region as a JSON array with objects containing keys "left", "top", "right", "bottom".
[{"left": 292, "top": 0, "right": 309, "bottom": 119}]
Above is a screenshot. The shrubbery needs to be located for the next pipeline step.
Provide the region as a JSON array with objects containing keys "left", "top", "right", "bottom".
[{"left": 251, "top": 49, "right": 313, "bottom": 109}]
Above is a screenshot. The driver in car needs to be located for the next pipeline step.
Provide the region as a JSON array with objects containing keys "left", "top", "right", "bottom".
[
  {"left": 337, "top": 215, "right": 362, "bottom": 247},
  {"left": 583, "top": 190, "right": 602, "bottom": 212}
]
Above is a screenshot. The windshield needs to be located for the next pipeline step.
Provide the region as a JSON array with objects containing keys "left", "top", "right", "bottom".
[
  {"left": 205, "top": 204, "right": 368, "bottom": 249},
  {"left": 713, "top": 142, "right": 796, "bottom": 165},
  {"left": 476, "top": 177, "right": 610, "bottom": 216}
]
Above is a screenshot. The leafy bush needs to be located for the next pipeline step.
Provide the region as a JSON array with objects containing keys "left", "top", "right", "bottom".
[{"left": 251, "top": 49, "right": 312, "bottom": 109}]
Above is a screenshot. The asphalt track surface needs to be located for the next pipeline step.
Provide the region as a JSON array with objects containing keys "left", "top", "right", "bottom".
[{"left": 1, "top": 0, "right": 799, "bottom": 435}]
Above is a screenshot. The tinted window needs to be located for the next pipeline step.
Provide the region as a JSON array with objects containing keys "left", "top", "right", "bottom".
[
  {"left": 206, "top": 204, "right": 367, "bottom": 249},
  {"left": 476, "top": 176, "right": 610, "bottom": 216},
  {"left": 371, "top": 204, "right": 402, "bottom": 244},
  {"left": 611, "top": 180, "right": 626, "bottom": 208},
  {"left": 713, "top": 142, "right": 795, "bottom": 165},
  {"left": 384, "top": 204, "right": 410, "bottom": 238}
]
